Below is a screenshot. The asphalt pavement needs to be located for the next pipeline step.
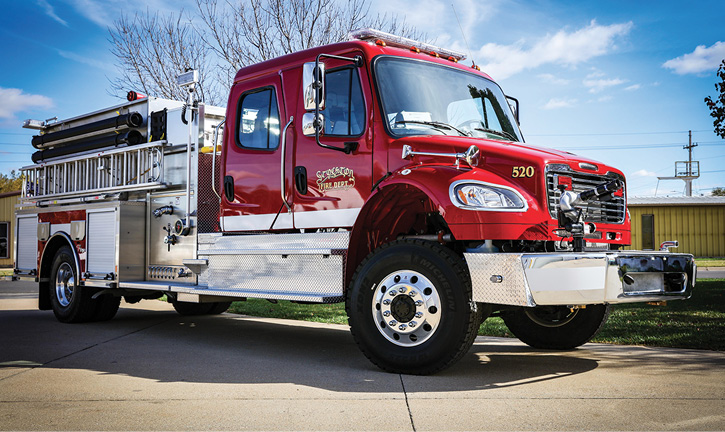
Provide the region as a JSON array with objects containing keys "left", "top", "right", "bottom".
[{"left": 1, "top": 278, "right": 724, "bottom": 431}]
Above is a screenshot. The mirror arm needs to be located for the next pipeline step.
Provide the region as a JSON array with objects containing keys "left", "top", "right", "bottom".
[
  {"left": 505, "top": 94, "right": 520, "bottom": 124},
  {"left": 314, "top": 53, "right": 363, "bottom": 154}
]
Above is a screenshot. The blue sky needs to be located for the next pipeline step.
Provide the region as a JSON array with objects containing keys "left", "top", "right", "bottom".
[{"left": 1, "top": 0, "right": 724, "bottom": 196}]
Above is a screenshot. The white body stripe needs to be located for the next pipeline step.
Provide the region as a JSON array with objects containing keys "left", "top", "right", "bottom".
[{"left": 221, "top": 208, "right": 361, "bottom": 231}]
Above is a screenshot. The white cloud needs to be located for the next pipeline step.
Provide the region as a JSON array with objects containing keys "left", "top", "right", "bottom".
[
  {"left": 631, "top": 169, "right": 658, "bottom": 177},
  {"left": 37, "top": 0, "right": 68, "bottom": 26},
  {"left": 596, "top": 95, "right": 613, "bottom": 102},
  {"left": 0, "top": 88, "right": 54, "bottom": 120},
  {"left": 625, "top": 84, "right": 641, "bottom": 91},
  {"left": 538, "top": 73, "right": 569, "bottom": 85},
  {"left": 583, "top": 77, "right": 626, "bottom": 93},
  {"left": 663, "top": 41, "right": 725, "bottom": 75},
  {"left": 476, "top": 20, "right": 633, "bottom": 80},
  {"left": 543, "top": 98, "right": 577, "bottom": 109}
]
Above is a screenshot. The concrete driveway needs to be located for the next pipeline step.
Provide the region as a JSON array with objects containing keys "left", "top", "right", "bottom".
[{"left": 1, "top": 279, "right": 724, "bottom": 431}]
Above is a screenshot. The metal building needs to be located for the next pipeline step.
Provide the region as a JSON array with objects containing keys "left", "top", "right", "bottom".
[
  {"left": 627, "top": 196, "right": 725, "bottom": 257},
  {"left": 0, "top": 191, "right": 21, "bottom": 267}
]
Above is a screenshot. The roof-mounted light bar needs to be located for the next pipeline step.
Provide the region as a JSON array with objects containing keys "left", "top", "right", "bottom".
[{"left": 348, "top": 28, "right": 466, "bottom": 62}]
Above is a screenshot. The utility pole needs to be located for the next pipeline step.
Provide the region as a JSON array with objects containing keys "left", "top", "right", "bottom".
[
  {"left": 683, "top": 130, "right": 698, "bottom": 196},
  {"left": 656, "top": 129, "right": 700, "bottom": 196}
]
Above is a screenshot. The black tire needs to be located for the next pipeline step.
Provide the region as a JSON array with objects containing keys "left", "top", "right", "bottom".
[
  {"left": 346, "top": 239, "right": 479, "bottom": 375},
  {"left": 171, "top": 301, "right": 215, "bottom": 316},
  {"left": 49, "top": 246, "right": 95, "bottom": 323},
  {"left": 91, "top": 295, "right": 121, "bottom": 322},
  {"left": 207, "top": 302, "right": 232, "bottom": 315},
  {"left": 502, "top": 304, "right": 611, "bottom": 350}
]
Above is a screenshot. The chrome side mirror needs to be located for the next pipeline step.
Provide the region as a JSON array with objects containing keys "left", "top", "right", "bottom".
[
  {"left": 303, "top": 62, "right": 325, "bottom": 111},
  {"left": 302, "top": 113, "right": 324, "bottom": 137}
]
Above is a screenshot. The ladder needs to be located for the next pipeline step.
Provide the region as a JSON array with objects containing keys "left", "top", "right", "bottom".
[{"left": 20, "top": 141, "right": 167, "bottom": 203}]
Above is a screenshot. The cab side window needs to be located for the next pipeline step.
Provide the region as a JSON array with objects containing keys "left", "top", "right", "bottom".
[
  {"left": 237, "top": 87, "right": 280, "bottom": 150},
  {"left": 321, "top": 68, "right": 364, "bottom": 136}
]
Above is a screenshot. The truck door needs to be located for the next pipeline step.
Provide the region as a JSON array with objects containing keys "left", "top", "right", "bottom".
[
  {"left": 221, "top": 78, "right": 291, "bottom": 231},
  {"left": 287, "top": 55, "right": 373, "bottom": 229}
]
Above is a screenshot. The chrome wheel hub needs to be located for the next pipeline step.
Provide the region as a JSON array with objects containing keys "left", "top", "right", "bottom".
[
  {"left": 55, "top": 262, "right": 75, "bottom": 307},
  {"left": 372, "top": 270, "right": 441, "bottom": 347}
]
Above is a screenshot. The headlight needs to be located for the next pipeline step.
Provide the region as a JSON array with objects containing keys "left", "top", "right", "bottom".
[{"left": 450, "top": 181, "right": 527, "bottom": 211}]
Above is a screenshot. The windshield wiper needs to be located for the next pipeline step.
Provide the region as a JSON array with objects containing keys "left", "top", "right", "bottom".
[
  {"left": 474, "top": 127, "right": 516, "bottom": 142},
  {"left": 395, "top": 120, "right": 469, "bottom": 137}
]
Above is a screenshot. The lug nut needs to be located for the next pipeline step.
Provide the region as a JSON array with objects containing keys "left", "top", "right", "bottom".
[
  {"left": 389, "top": 320, "right": 398, "bottom": 327},
  {"left": 415, "top": 300, "right": 424, "bottom": 307},
  {"left": 409, "top": 291, "right": 416, "bottom": 297},
  {"left": 383, "top": 311, "right": 390, "bottom": 317},
  {"left": 389, "top": 290, "right": 397, "bottom": 296},
  {"left": 383, "top": 299, "right": 391, "bottom": 305},
  {"left": 409, "top": 321, "right": 417, "bottom": 328},
  {"left": 399, "top": 324, "right": 407, "bottom": 330},
  {"left": 399, "top": 287, "right": 406, "bottom": 293},
  {"left": 415, "top": 312, "right": 423, "bottom": 318}
]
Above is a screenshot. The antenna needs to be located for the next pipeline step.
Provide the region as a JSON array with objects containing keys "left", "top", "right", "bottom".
[{"left": 451, "top": 3, "right": 475, "bottom": 66}]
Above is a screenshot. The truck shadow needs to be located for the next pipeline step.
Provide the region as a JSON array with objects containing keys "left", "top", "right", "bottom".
[{"left": 0, "top": 306, "right": 606, "bottom": 393}]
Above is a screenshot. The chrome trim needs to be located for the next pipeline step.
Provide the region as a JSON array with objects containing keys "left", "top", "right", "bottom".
[
  {"left": 449, "top": 179, "right": 529, "bottom": 212},
  {"left": 402, "top": 144, "right": 480, "bottom": 168},
  {"left": 40, "top": 232, "right": 81, "bottom": 284},
  {"left": 280, "top": 116, "right": 294, "bottom": 213}
]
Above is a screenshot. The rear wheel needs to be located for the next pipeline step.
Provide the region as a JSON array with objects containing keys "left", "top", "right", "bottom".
[
  {"left": 50, "top": 246, "right": 95, "bottom": 323},
  {"left": 502, "top": 304, "right": 610, "bottom": 349},
  {"left": 346, "top": 240, "right": 479, "bottom": 375}
]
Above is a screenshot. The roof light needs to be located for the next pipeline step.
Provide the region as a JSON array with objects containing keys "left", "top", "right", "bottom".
[
  {"left": 429, "top": 51, "right": 439, "bottom": 58},
  {"left": 349, "top": 28, "right": 466, "bottom": 62},
  {"left": 127, "top": 91, "right": 146, "bottom": 101},
  {"left": 375, "top": 39, "right": 386, "bottom": 47},
  {"left": 410, "top": 46, "right": 420, "bottom": 53}
]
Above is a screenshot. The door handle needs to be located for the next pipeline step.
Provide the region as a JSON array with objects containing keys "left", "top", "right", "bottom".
[
  {"left": 295, "top": 166, "right": 308, "bottom": 195},
  {"left": 223, "top": 176, "right": 234, "bottom": 202}
]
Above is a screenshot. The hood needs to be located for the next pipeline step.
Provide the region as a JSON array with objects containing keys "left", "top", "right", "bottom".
[{"left": 392, "top": 135, "right": 616, "bottom": 175}]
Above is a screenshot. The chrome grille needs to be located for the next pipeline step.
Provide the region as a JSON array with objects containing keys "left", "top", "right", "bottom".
[{"left": 546, "top": 165, "right": 626, "bottom": 224}]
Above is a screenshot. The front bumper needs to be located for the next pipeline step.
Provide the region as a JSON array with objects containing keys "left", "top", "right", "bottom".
[{"left": 464, "top": 251, "right": 695, "bottom": 307}]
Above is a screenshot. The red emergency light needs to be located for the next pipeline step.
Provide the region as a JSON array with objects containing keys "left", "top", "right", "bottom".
[{"left": 127, "top": 91, "right": 146, "bottom": 101}]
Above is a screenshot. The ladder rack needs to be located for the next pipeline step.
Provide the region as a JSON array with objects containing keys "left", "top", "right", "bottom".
[{"left": 20, "top": 141, "right": 167, "bottom": 203}]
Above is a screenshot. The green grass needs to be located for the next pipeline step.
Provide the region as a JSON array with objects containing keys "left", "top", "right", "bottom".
[
  {"left": 226, "top": 279, "right": 725, "bottom": 351},
  {"left": 0, "top": 269, "right": 12, "bottom": 276},
  {"left": 696, "top": 257, "right": 725, "bottom": 267}
]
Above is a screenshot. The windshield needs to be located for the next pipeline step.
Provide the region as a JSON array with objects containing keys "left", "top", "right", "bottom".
[{"left": 374, "top": 57, "right": 522, "bottom": 142}]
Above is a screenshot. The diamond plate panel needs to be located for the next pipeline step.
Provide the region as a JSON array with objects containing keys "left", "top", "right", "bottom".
[
  {"left": 198, "top": 231, "right": 350, "bottom": 253},
  {"left": 199, "top": 254, "right": 344, "bottom": 302},
  {"left": 464, "top": 253, "right": 535, "bottom": 306}
]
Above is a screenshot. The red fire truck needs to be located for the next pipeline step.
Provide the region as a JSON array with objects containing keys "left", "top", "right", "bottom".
[{"left": 15, "top": 29, "right": 695, "bottom": 374}]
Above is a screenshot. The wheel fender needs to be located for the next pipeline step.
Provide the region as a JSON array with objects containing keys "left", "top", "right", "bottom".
[
  {"left": 38, "top": 233, "right": 79, "bottom": 310},
  {"left": 346, "top": 168, "right": 458, "bottom": 287}
]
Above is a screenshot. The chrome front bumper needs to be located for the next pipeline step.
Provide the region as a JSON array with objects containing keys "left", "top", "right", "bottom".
[{"left": 464, "top": 251, "right": 695, "bottom": 307}]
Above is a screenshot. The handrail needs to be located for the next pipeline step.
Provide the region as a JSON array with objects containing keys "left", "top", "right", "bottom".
[
  {"left": 280, "top": 116, "right": 294, "bottom": 213},
  {"left": 211, "top": 119, "right": 225, "bottom": 202}
]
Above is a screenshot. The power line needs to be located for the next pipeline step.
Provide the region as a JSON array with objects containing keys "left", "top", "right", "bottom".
[
  {"left": 556, "top": 141, "right": 722, "bottom": 151},
  {"left": 528, "top": 129, "right": 712, "bottom": 137}
]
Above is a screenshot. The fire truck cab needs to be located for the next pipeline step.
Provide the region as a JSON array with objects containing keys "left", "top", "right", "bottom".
[{"left": 15, "top": 29, "right": 695, "bottom": 374}]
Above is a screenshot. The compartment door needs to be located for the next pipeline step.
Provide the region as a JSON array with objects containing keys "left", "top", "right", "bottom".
[{"left": 87, "top": 209, "right": 117, "bottom": 275}]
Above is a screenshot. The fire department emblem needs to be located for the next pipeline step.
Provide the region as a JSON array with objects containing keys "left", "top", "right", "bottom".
[{"left": 316, "top": 167, "right": 356, "bottom": 191}]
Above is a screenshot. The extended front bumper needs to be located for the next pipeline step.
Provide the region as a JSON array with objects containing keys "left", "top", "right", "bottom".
[{"left": 464, "top": 251, "right": 695, "bottom": 307}]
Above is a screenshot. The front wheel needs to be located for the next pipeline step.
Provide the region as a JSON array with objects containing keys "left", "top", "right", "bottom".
[
  {"left": 502, "top": 304, "right": 610, "bottom": 349},
  {"left": 346, "top": 240, "right": 480, "bottom": 375}
]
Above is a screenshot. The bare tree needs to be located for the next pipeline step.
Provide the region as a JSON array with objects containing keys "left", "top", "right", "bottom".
[{"left": 109, "top": 0, "right": 423, "bottom": 105}]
